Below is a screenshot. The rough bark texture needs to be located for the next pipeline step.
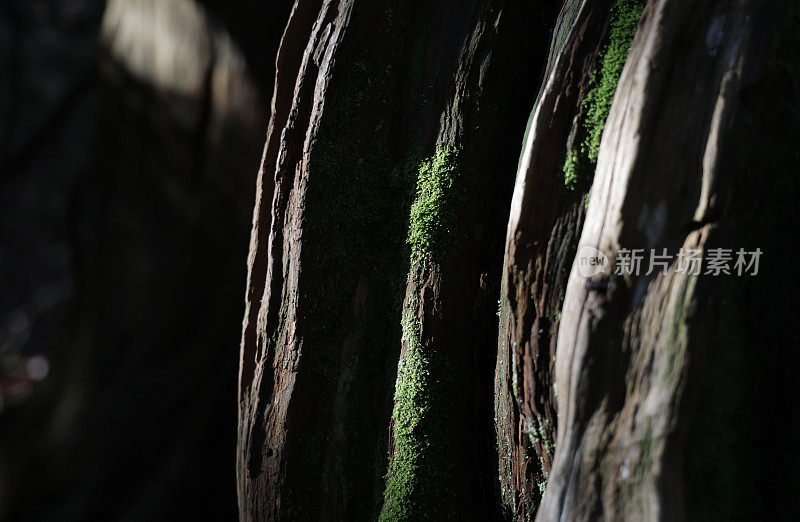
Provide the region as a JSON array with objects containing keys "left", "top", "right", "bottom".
[
  {"left": 494, "top": 0, "right": 646, "bottom": 516},
  {"left": 238, "top": 2, "right": 433, "bottom": 518},
  {"left": 379, "top": 0, "right": 564, "bottom": 517},
  {"left": 10, "top": 0, "right": 791, "bottom": 519},
  {"left": 539, "top": 0, "right": 800, "bottom": 520},
  {"left": 239, "top": 0, "right": 800, "bottom": 519},
  {"left": 237, "top": 0, "right": 560, "bottom": 519}
]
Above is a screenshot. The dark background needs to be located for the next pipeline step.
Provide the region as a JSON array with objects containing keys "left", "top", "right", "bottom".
[{"left": 0, "top": 0, "right": 291, "bottom": 519}]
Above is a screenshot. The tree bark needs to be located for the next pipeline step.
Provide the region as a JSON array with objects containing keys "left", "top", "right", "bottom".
[
  {"left": 539, "top": 0, "right": 800, "bottom": 520},
  {"left": 494, "top": 0, "right": 653, "bottom": 516},
  {"left": 238, "top": 0, "right": 800, "bottom": 520},
  {"left": 237, "top": 0, "right": 559, "bottom": 519}
]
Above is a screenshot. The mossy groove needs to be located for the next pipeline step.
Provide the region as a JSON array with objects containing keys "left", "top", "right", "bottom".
[
  {"left": 563, "top": 0, "right": 645, "bottom": 189},
  {"left": 380, "top": 287, "right": 455, "bottom": 521},
  {"left": 407, "top": 147, "right": 463, "bottom": 260},
  {"left": 381, "top": 147, "right": 463, "bottom": 521},
  {"left": 292, "top": 50, "right": 420, "bottom": 518}
]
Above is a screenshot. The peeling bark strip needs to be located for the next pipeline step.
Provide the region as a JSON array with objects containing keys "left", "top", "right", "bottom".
[
  {"left": 541, "top": 0, "right": 799, "bottom": 520},
  {"left": 495, "top": 0, "right": 645, "bottom": 516},
  {"left": 238, "top": 0, "right": 555, "bottom": 519}
]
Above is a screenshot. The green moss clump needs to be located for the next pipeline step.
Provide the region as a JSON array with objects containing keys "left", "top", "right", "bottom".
[
  {"left": 563, "top": 150, "right": 583, "bottom": 190},
  {"left": 380, "top": 287, "right": 454, "bottom": 521},
  {"left": 407, "top": 147, "right": 463, "bottom": 259},
  {"left": 381, "top": 147, "right": 464, "bottom": 520},
  {"left": 583, "top": 0, "right": 644, "bottom": 163},
  {"left": 562, "top": 0, "right": 645, "bottom": 189}
]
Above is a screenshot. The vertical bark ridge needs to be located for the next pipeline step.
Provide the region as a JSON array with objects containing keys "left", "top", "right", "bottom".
[
  {"left": 495, "top": 0, "right": 646, "bottom": 516},
  {"left": 239, "top": 0, "right": 535, "bottom": 518},
  {"left": 381, "top": 2, "right": 560, "bottom": 519},
  {"left": 540, "top": 1, "right": 794, "bottom": 520}
]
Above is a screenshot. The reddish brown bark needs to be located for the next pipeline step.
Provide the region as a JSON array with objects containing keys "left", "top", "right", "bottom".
[
  {"left": 494, "top": 0, "right": 617, "bottom": 516},
  {"left": 237, "top": 0, "right": 560, "bottom": 519}
]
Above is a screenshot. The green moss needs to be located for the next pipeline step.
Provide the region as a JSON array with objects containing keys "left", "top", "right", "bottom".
[
  {"left": 537, "top": 480, "right": 548, "bottom": 495},
  {"left": 380, "top": 281, "right": 455, "bottom": 521},
  {"left": 562, "top": 0, "right": 645, "bottom": 189},
  {"left": 584, "top": 0, "right": 643, "bottom": 163},
  {"left": 381, "top": 147, "right": 465, "bottom": 520},
  {"left": 563, "top": 150, "right": 583, "bottom": 190},
  {"left": 293, "top": 54, "right": 420, "bottom": 518},
  {"left": 407, "top": 147, "right": 463, "bottom": 259}
]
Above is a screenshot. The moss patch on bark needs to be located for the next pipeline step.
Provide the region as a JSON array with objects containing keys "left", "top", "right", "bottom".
[
  {"left": 563, "top": 0, "right": 645, "bottom": 189},
  {"left": 407, "top": 147, "right": 463, "bottom": 260},
  {"left": 380, "top": 147, "right": 463, "bottom": 521}
]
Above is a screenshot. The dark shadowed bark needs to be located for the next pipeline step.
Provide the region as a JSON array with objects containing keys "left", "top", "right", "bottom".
[
  {"left": 538, "top": 0, "right": 800, "bottom": 520},
  {"left": 238, "top": 0, "right": 800, "bottom": 520},
  {"left": 237, "top": 0, "right": 559, "bottom": 519}
]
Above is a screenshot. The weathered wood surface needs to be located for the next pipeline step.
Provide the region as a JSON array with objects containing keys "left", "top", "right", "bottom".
[{"left": 540, "top": 0, "right": 799, "bottom": 520}]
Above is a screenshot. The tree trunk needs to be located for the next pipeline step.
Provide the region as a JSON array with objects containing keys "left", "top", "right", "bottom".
[
  {"left": 495, "top": 0, "right": 635, "bottom": 516},
  {"left": 237, "top": 0, "right": 560, "bottom": 519},
  {"left": 539, "top": 0, "right": 800, "bottom": 520},
  {"left": 238, "top": 0, "right": 800, "bottom": 520},
  {"left": 0, "top": 1, "right": 290, "bottom": 519}
]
